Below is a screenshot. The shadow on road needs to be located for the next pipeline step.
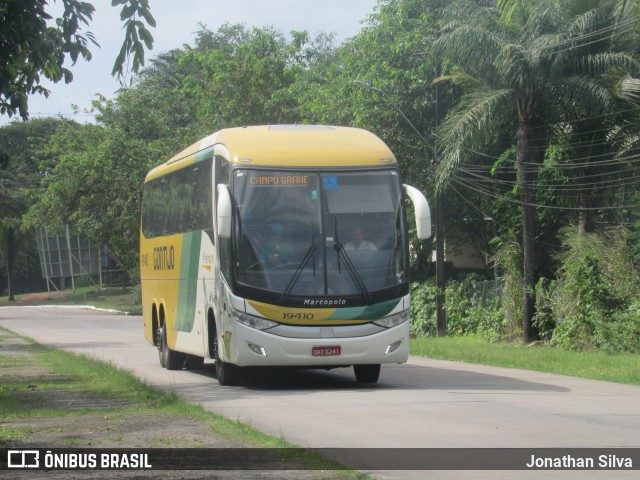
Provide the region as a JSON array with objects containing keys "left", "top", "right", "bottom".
[{"left": 177, "top": 360, "right": 568, "bottom": 395}]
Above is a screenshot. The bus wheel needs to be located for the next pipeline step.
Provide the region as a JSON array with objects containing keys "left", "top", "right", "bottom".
[
  {"left": 160, "top": 324, "right": 185, "bottom": 370},
  {"left": 157, "top": 325, "right": 166, "bottom": 368},
  {"left": 215, "top": 359, "right": 239, "bottom": 386},
  {"left": 213, "top": 333, "right": 239, "bottom": 386},
  {"left": 185, "top": 354, "right": 204, "bottom": 370},
  {"left": 354, "top": 364, "right": 380, "bottom": 384}
]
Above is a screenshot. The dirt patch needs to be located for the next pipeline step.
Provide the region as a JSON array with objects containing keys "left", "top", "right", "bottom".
[
  {"left": 1, "top": 331, "right": 229, "bottom": 450},
  {"left": 0, "top": 331, "right": 354, "bottom": 479},
  {"left": 7, "top": 291, "right": 67, "bottom": 306},
  {"left": 5, "top": 413, "right": 234, "bottom": 449}
]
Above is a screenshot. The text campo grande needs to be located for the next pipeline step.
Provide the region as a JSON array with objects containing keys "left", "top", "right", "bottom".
[
  {"left": 249, "top": 175, "right": 309, "bottom": 186},
  {"left": 526, "top": 454, "right": 633, "bottom": 469},
  {"left": 41, "top": 451, "right": 151, "bottom": 469}
]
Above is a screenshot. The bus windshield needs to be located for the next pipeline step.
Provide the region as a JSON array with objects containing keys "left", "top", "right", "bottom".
[{"left": 233, "top": 169, "right": 407, "bottom": 303}]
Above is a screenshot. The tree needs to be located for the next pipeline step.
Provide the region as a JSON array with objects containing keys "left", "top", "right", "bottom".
[
  {"left": 0, "top": 118, "right": 70, "bottom": 298},
  {"left": 0, "top": 0, "right": 155, "bottom": 120},
  {"left": 22, "top": 101, "right": 168, "bottom": 273},
  {"left": 433, "top": 0, "right": 640, "bottom": 341},
  {"left": 179, "top": 24, "right": 315, "bottom": 129}
]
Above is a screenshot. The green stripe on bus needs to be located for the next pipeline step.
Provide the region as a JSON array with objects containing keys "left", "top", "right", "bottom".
[
  {"left": 325, "top": 298, "right": 401, "bottom": 321},
  {"left": 194, "top": 146, "right": 214, "bottom": 163},
  {"left": 176, "top": 231, "right": 202, "bottom": 332}
]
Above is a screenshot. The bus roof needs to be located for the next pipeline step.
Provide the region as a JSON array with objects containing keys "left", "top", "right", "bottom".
[{"left": 145, "top": 125, "right": 397, "bottom": 182}]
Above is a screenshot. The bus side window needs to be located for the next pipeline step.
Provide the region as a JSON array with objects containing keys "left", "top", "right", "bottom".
[
  {"left": 159, "top": 178, "right": 171, "bottom": 236},
  {"left": 190, "top": 159, "right": 214, "bottom": 238}
]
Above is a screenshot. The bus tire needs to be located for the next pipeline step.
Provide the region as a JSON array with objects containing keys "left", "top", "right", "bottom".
[
  {"left": 216, "top": 360, "right": 239, "bottom": 386},
  {"left": 354, "top": 364, "right": 380, "bottom": 384},
  {"left": 160, "top": 324, "right": 185, "bottom": 371},
  {"left": 185, "top": 354, "right": 204, "bottom": 370},
  {"left": 157, "top": 324, "right": 166, "bottom": 368}
]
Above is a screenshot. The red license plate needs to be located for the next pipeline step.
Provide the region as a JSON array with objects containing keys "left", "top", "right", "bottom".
[{"left": 312, "top": 345, "right": 342, "bottom": 356}]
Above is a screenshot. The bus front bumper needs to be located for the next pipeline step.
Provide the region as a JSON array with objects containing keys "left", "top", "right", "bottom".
[{"left": 229, "top": 321, "right": 410, "bottom": 367}]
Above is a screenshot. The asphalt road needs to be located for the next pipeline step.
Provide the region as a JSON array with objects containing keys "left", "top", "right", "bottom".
[{"left": 1, "top": 306, "right": 639, "bottom": 480}]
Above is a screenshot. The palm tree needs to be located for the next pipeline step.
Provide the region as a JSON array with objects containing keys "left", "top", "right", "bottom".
[{"left": 433, "top": 0, "right": 640, "bottom": 342}]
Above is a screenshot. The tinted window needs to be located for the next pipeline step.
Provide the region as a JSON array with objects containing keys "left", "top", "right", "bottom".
[{"left": 141, "top": 157, "right": 213, "bottom": 239}]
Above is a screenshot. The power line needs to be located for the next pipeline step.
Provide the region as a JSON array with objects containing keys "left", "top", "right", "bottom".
[
  {"left": 459, "top": 165, "right": 640, "bottom": 190},
  {"left": 452, "top": 176, "right": 640, "bottom": 211},
  {"left": 27, "top": 112, "right": 97, "bottom": 118},
  {"left": 463, "top": 154, "right": 640, "bottom": 172},
  {"left": 451, "top": 185, "right": 565, "bottom": 249},
  {"left": 532, "top": 12, "right": 640, "bottom": 57}
]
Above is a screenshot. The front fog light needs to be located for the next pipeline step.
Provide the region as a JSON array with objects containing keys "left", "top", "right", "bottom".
[
  {"left": 385, "top": 340, "right": 402, "bottom": 355},
  {"left": 248, "top": 342, "right": 267, "bottom": 357}
]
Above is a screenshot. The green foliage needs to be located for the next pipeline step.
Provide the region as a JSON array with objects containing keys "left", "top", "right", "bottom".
[
  {"left": 433, "top": 0, "right": 640, "bottom": 341},
  {"left": 111, "top": 0, "right": 156, "bottom": 79},
  {"left": 445, "top": 276, "right": 505, "bottom": 341},
  {"left": 532, "top": 277, "right": 557, "bottom": 342},
  {"left": 410, "top": 275, "right": 505, "bottom": 342},
  {"left": 0, "top": 0, "right": 154, "bottom": 120},
  {"left": 410, "top": 226, "right": 640, "bottom": 354},
  {"left": 179, "top": 24, "right": 314, "bottom": 129},
  {"left": 0, "top": 118, "right": 72, "bottom": 296},
  {"left": 0, "top": 0, "right": 96, "bottom": 118},
  {"left": 410, "top": 335, "right": 640, "bottom": 386},
  {"left": 628, "top": 220, "right": 640, "bottom": 266},
  {"left": 491, "top": 233, "right": 523, "bottom": 338},
  {"left": 24, "top": 119, "right": 160, "bottom": 271},
  {"left": 551, "top": 227, "right": 640, "bottom": 353},
  {"left": 409, "top": 280, "right": 437, "bottom": 336}
]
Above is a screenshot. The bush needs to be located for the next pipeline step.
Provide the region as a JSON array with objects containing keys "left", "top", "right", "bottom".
[
  {"left": 410, "top": 275, "right": 506, "bottom": 341},
  {"left": 533, "top": 277, "right": 557, "bottom": 342},
  {"left": 491, "top": 234, "right": 523, "bottom": 339},
  {"left": 551, "top": 227, "right": 640, "bottom": 353},
  {"left": 410, "top": 227, "right": 640, "bottom": 353},
  {"left": 409, "top": 281, "right": 437, "bottom": 337},
  {"left": 606, "top": 303, "right": 640, "bottom": 354}
]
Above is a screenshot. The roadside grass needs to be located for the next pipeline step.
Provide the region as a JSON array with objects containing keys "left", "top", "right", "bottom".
[
  {"left": 0, "top": 286, "right": 141, "bottom": 315},
  {"left": 410, "top": 336, "right": 640, "bottom": 386},
  {"left": 0, "top": 327, "right": 368, "bottom": 478}
]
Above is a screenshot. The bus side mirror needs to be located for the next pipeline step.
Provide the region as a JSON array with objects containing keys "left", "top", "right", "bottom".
[
  {"left": 403, "top": 184, "right": 432, "bottom": 240},
  {"left": 217, "top": 184, "right": 232, "bottom": 238}
]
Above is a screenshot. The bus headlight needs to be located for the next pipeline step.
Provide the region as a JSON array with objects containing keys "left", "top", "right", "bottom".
[
  {"left": 233, "top": 309, "right": 278, "bottom": 331},
  {"left": 373, "top": 309, "right": 410, "bottom": 328}
]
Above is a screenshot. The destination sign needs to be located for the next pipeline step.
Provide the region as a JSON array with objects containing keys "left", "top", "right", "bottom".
[{"left": 249, "top": 175, "right": 309, "bottom": 186}]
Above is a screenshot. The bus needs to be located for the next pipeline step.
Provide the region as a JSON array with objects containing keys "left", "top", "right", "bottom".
[{"left": 140, "top": 125, "right": 431, "bottom": 385}]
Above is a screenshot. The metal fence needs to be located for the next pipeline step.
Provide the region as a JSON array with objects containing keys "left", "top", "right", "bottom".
[{"left": 35, "top": 226, "right": 130, "bottom": 291}]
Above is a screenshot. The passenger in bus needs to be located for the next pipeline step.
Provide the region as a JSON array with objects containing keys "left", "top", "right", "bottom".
[
  {"left": 261, "top": 223, "right": 296, "bottom": 267},
  {"left": 344, "top": 226, "right": 377, "bottom": 251}
]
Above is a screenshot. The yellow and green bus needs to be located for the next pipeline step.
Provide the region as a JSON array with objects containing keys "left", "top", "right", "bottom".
[{"left": 140, "top": 125, "right": 431, "bottom": 385}]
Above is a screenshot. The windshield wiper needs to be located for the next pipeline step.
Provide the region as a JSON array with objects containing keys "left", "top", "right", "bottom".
[
  {"left": 333, "top": 218, "right": 371, "bottom": 302},
  {"left": 279, "top": 221, "right": 317, "bottom": 303}
]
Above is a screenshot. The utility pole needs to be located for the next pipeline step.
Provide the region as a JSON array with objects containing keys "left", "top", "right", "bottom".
[
  {"left": 434, "top": 61, "right": 446, "bottom": 337},
  {"left": 355, "top": 80, "right": 446, "bottom": 335}
]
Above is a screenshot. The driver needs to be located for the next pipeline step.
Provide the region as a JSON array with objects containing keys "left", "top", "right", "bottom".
[
  {"left": 344, "top": 226, "right": 377, "bottom": 251},
  {"left": 261, "top": 223, "right": 295, "bottom": 267}
]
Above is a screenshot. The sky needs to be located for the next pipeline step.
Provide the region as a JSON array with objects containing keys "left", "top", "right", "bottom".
[{"left": 2, "top": 0, "right": 378, "bottom": 126}]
